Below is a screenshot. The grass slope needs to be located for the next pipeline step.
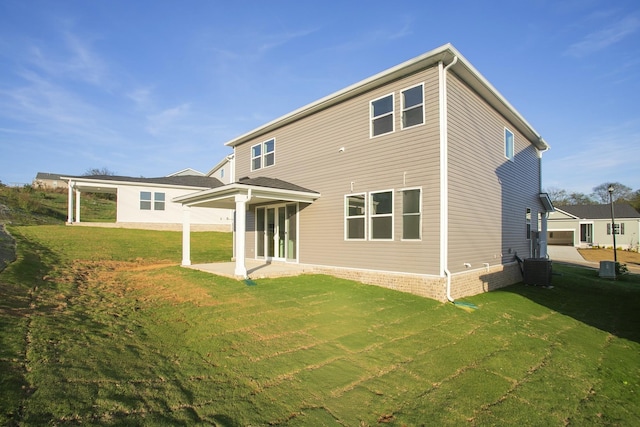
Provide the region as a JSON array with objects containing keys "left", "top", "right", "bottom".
[
  {"left": 1, "top": 226, "right": 639, "bottom": 426},
  {"left": 0, "top": 186, "right": 115, "bottom": 225}
]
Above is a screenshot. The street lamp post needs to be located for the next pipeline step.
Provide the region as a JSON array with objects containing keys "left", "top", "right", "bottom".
[{"left": 608, "top": 185, "right": 617, "bottom": 264}]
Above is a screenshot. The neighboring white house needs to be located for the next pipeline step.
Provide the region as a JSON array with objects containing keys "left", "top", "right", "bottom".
[
  {"left": 63, "top": 173, "right": 233, "bottom": 231},
  {"left": 547, "top": 204, "right": 640, "bottom": 250},
  {"left": 33, "top": 172, "right": 69, "bottom": 190},
  {"left": 206, "top": 155, "right": 234, "bottom": 185}
]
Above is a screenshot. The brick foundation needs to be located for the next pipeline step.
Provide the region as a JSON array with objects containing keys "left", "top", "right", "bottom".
[{"left": 312, "top": 262, "right": 522, "bottom": 302}]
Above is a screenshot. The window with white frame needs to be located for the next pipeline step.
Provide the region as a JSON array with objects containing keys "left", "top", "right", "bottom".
[
  {"left": 251, "top": 138, "right": 275, "bottom": 171},
  {"left": 345, "top": 194, "right": 366, "bottom": 240},
  {"left": 371, "top": 94, "right": 394, "bottom": 137},
  {"left": 140, "top": 191, "right": 152, "bottom": 210},
  {"left": 401, "top": 84, "right": 424, "bottom": 129},
  {"left": 526, "top": 208, "right": 531, "bottom": 239},
  {"left": 140, "top": 191, "right": 165, "bottom": 211},
  {"left": 505, "top": 128, "right": 514, "bottom": 161},
  {"left": 370, "top": 190, "right": 393, "bottom": 240},
  {"left": 402, "top": 188, "right": 421, "bottom": 240},
  {"left": 154, "top": 192, "right": 165, "bottom": 211},
  {"left": 607, "top": 223, "right": 625, "bottom": 235}
]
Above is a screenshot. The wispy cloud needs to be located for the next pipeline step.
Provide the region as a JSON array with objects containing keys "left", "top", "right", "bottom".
[
  {"left": 145, "top": 103, "right": 191, "bottom": 136},
  {"left": 25, "top": 29, "right": 110, "bottom": 86},
  {"left": 565, "top": 15, "right": 640, "bottom": 57},
  {"left": 544, "top": 121, "right": 640, "bottom": 192}
]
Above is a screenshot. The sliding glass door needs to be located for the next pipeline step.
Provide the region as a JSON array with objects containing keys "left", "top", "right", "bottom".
[{"left": 255, "top": 203, "right": 297, "bottom": 261}]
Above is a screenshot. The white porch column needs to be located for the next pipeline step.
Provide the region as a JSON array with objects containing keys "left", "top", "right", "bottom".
[
  {"left": 234, "top": 194, "right": 249, "bottom": 277},
  {"left": 74, "top": 189, "right": 81, "bottom": 223},
  {"left": 67, "top": 182, "right": 74, "bottom": 223},
  {"left": 540, "top": 212, "right": 549, "bottom": 259},
  {"left": 182, "top": 205, "right": 191, "bottom": 266}
]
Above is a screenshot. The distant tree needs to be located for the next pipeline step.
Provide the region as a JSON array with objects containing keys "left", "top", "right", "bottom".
[
  {"left": 630, "top": 190, "right": 640, "bottom": 212},
  {"left": 567, "top": 192, "right": 594, "bottom": 205},
  {"left": 544, "top": 187, "right": 570, "bottom": 205},
  {"left": 591, "top": 182, "right": 633, "bottom": 204},
  {"left": 83, "top": 167, "right": 116, "bottom": 177}
]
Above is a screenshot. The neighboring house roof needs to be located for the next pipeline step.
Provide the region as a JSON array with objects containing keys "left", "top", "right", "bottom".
[
  {"left": 167, "top": 168, "right": 205, "bottom": 177},
  {"left": 63, "top": 174, "right": 224, "bottom": 189},
  {"left": 35, "top": 172, "right": 65, "bottom": 180},
  {"left": 225, "top": 43, "right": 548, "bottom": 151},
  {"left": 555, "top": 204, "right": 640, "bottom": 220}
]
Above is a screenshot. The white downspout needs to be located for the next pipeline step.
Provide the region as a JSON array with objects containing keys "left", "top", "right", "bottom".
[{"left": 439, "top": 56, "right": 458, "bottom": 303}]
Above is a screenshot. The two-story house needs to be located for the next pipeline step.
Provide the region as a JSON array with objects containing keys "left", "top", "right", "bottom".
[{"left": 176, "top": 43, "right": 553, "bottom": 302}]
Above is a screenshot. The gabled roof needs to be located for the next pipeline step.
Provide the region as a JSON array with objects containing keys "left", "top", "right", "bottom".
[
  {"left": 225, "top": 43, "right": 548, "bottom": 151},
  {"left": 62, "top": 174, "right": 224, "bottom": 189},
  {"left": 236, "top": 176, "right": 316, "bottom": 193},
  {"left": 556, "top": 204, "right": 640, "bottom": 220},
  {"left": 174, "top": 176, "right": 320, "bottom": 209},
  {"left": 167, "top": 168, "right": 205, "bottom": 177}
]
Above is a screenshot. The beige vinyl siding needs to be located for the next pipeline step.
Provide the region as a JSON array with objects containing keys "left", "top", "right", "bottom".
[
  {"left": 447, "top": 73, "right": 543, "bottom": 272},
  {"left": 235, "top": 67, "right": 441, "bottom": 275}
]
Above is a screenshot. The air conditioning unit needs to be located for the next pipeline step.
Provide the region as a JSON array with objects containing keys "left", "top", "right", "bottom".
[{"left": 523, "top": 258, "right": 552, "bottom": 286}]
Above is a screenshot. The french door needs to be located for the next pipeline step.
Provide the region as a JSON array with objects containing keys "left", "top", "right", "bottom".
[{"left": 256, "top": 204, "right": 298, "bottom": 261}]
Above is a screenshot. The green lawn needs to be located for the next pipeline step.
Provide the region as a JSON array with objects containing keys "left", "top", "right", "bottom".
[{"left": 1, "top": 226, "right": 639, "bottom": 426}]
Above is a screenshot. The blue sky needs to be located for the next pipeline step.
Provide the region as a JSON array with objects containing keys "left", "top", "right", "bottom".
[{"left": 1, "top": 0, "right": 638, "bottom": 195}]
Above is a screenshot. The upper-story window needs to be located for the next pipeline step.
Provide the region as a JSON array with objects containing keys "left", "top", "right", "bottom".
[
  {"left": 370, "top": 93, "right": 394, "bottom": 137},
  {"left": 251, "top": 138, "right": 275, "bottom": 171},
  {"left": 401, "top": 84, "right": 424, "bottom": 129},
  {"left": 505, "top": 128, "right": 514, "bottom": 161}
]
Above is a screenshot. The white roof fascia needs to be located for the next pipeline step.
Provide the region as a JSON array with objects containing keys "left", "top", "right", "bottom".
[
  {"left": 167, "top": 168, "right": 205, "bottom": 177},
  {"left": 61, "top": 176, "right": 212, "bottom": 191},
  {"left": 553, "top": 207, "right": 580, "bottom": 219}
]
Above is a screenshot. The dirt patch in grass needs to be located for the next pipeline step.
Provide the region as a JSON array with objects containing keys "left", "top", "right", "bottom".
[
  {"left": 578, "top": 248, "right": 640, "bottom": 265},
  {"left": 66, "top": 260, "right": 222, "bottom": 307}
]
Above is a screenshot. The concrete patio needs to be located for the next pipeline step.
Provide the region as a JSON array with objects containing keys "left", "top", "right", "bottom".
[{"left": 185, "top": 259, "right": 315, "bottom": 279}]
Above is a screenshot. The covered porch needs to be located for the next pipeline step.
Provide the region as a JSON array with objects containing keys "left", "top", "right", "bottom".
[
  {"left": 174, "top": 177, "right": 320, "bottom": 279},
  {"left": 62, "top": 176, "right": 118, "bottom": 224}
]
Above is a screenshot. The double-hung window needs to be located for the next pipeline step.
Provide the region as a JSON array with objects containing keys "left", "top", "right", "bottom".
[
  {"left": 371, "top": 94, "right": 394, "bottom": 137},
  {"left": 401, "top": 84, "right": 424, "bottom": 129},
  {"left": 154, "top": 192, "right": 165, "bottom": 211},
  {"left": 345, "top": 194, "right": 366, "bottom": 240},
  {"left": 505, "top": 128, "right": 514, "bottom": 161},
  {"left": 251, "top": 138, "right": 275, "bottom": 171},
  {"left": 140, "top": 191, "right": 152, "bottom": 210},
  {"left": 370, "top": 190, "right": 393, "bottom": 240},
  {"left": 402, "top": 188, "right": 421, "bottom": 240}
]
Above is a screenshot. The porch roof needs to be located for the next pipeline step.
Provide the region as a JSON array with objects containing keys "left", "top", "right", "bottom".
[{"left": 173, "top": 176, "right": 320, "bottom": 209}]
